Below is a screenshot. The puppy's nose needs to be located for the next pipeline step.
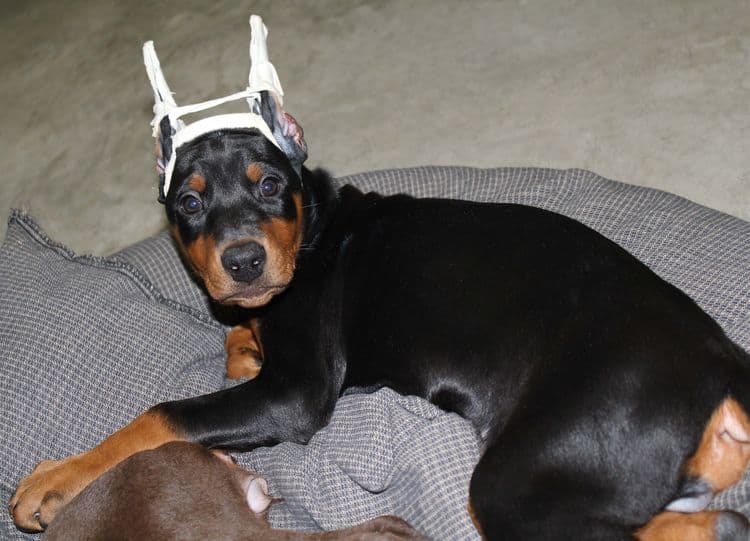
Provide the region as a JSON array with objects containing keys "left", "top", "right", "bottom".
[{"left": 221, "top": 242, "right": 266, "bottom": 282}]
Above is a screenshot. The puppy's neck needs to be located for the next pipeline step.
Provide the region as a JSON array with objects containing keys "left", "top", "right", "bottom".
[{"left": 298, "top": 166, "right": 340, "bottom": 256}]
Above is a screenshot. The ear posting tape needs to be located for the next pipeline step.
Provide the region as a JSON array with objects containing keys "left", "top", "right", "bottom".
[{"left": 143, "top": 15, "right": 283, "bottom": 200}]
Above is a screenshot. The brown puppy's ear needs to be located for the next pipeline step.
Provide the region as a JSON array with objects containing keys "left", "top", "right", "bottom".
[
  {"left": 155, "top": 116, "right": 174, "bottom": 204},
  {"left": 256, "top": 90, "right": 308, "bottom": 176}
]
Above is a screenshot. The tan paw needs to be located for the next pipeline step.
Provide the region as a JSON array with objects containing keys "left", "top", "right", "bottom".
[
  {"left": 9, "top": 455, "right": 94, "bottom": 531},
  {"left": 226, "top": 347, "right": 262, "bottom": 380},
  {"left": 225, "top": 321, "right": 263, "bottom": 380}
]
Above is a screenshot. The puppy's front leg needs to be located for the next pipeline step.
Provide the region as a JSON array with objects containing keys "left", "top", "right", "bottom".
[
  {"left": 9, "top": 410, "right": 180, "bottom": 531},
  {"left": 226, "top": 319, "right": 264, "bottom": 380},
  {"left": 10, "top": 374, "right": 330, "bottom": 532}
]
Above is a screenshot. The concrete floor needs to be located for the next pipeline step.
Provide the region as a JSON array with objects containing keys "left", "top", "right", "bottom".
[{"left": 1, "top": 0, "right": 748, "bottom": 255}]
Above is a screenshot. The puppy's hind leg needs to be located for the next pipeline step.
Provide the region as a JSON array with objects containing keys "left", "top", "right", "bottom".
[
  {"left": 469, "top": 429, "right": 634, "bottom": 540},
  {"left": 637, "top": 397, "right": 750, "bottom": 541}
]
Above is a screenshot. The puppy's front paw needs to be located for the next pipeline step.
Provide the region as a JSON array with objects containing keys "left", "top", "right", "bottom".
[
  {"left": 226, "top": 347, "right": 262, "bottom": 380},
  {"left": 9, "top": 455, "right": 94, "bottom": 531},
  {"left": 225, "top": 322, "right": 263, "bottom": 380}
]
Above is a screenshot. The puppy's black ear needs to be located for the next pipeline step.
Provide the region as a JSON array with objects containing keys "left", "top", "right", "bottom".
[
  {"left": 256, "top": 90, "right": 308, "bottom": 175},
  {"left": 155, "top": 116, "right": 173, "bottom": 204}
]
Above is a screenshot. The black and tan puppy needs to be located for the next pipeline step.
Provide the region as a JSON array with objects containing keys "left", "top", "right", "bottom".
[
  {"left": 43, "top": 441, "right": 421, "bottom": 541},
  {"left": 11, "top": 90, "right": 750, "bottom": 540}
]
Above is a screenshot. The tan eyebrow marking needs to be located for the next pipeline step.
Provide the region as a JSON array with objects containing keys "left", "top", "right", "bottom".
[
  {"left": 246, "top": 163, "right": 264, "bottom": 183},
  {"left": 188, "top": 174, "right": 206, "bottom": 193}
]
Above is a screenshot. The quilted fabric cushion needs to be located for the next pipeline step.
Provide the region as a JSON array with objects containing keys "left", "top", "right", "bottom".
[
  {"left": 1, "top": 167, "right": 748, "bottom": 540},
  {"left": 0, "top": 212, "right": 228, "bottom": 540},
  {"left": 0, "top": 212, "right": 480, "bottom": 540}
]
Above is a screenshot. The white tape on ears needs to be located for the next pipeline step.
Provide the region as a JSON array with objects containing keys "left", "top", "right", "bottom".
[{"left": 143, "top": 15, "right": 283, "bottom": 200}]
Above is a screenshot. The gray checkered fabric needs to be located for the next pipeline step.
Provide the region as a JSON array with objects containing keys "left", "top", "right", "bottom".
[
  {"left": 242, "top": 388, "right": 481, "bottom": 539},
  {"left": 1, "top": 167, "right": 748, "bottom": 540},
  {"left": 110, "top": 231, "right": 213, "bottom": 316},
  {"left": 0, "top": 212, "right": 228, "bottom": 540}
]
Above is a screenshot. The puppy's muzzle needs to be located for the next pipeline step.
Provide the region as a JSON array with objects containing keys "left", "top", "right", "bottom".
[{"left": 221, "top": 241, "right": 266, "bottom": 283}]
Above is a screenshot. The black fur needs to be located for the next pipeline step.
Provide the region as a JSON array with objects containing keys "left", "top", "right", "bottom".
[{"left": 158, "top": 130, "right": 750, "bottom": 540}]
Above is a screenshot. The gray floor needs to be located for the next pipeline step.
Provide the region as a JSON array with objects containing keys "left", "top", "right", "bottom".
[{"left": 1, "top": 0, "right": 748, "bottom": 255}]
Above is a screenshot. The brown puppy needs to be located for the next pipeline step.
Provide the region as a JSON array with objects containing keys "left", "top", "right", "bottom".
[{"left": 43, "top": 442, "right": 422, "bottom": 541}]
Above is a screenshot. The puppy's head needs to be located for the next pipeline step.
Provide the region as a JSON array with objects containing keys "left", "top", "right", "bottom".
[{"left": 158, "top": 92, "right": 308, "bottom": 308}]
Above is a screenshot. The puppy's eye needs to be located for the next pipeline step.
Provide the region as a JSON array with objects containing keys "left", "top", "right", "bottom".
[
  {"left": 259, "top": 177, "right": 279, "bottom": 197},
  {"left": 180, "top": 194, "right": 203, "bottom": 214}
]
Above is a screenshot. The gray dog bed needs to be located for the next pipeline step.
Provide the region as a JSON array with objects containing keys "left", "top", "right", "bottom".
[{"left": 1, "top": 166, "right": 749, "bottom": 539}]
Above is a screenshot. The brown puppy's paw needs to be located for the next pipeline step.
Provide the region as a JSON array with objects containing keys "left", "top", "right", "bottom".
[
  {"left": 225, "top": 322, "right": 263, "bottom": 380},
  {"left": 9, "top": 455, "right": 94, "bottom": 532}
]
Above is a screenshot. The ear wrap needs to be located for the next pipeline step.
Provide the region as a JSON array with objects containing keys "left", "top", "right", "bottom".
[{"left": 143, "top": 15, "right": 303, "bottom": 202}]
